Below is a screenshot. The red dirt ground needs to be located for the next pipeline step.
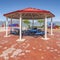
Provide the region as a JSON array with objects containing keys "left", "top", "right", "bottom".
[{"left": 0, "top": 29, "right": 60, "bottom": 60}]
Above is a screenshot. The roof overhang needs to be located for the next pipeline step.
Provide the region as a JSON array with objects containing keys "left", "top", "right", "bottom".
[{"left": 4, "top": 8, "right": 55, "bottom": 19}]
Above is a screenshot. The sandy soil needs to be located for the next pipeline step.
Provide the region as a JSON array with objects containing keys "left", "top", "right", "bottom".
[{"left": 0, "top": 29, "right": 60, "bottom": 60}]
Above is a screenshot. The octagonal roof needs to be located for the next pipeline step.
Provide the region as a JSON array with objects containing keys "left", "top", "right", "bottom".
[{"left": 4, "top": 7, "right": 55, "bottom": 19}]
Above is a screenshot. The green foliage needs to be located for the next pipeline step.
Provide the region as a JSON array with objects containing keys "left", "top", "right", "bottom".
[
  {"left": 37, "top": 19, "right": 44, "bottom": 28},
  {"left": 38, "top": 19, "right": 44, "bottom": 23},
  {"left": 23, "top": 20, "right": 30, "bottom": 25},
  {"left": 23, "top": 20, "right": 31, "bottom": 28}
]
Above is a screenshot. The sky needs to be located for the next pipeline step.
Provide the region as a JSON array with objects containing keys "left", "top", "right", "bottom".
[{"left": 0, "top": 0, "right": 60, "bottom": 22}]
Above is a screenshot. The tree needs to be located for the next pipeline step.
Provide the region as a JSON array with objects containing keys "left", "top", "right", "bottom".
[
  {"left": 23, "top": 20, "right": 30, "bottom": 28},
  {"left": 38, "top": 19, "right": 44, "bottom": 28},
  {"left": 38, "top": 19, "right": 44, "bottom": 23}
]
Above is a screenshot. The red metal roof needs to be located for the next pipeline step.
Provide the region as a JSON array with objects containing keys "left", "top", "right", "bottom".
[
  {"left": 4, "top": 7, "right": 55, "bottom": 17},
  {"left": 17, "top": 8, "right": 50, "bottom": 12}
]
